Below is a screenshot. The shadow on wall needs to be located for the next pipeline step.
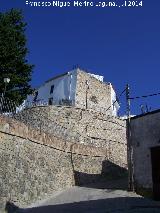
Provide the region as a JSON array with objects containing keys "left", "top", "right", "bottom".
[
  {"left": 74, "top": 160, "right": 128, "bottom": 190},
  {"left": 5, "top": 197, "right": 160, "bottom": 213}
]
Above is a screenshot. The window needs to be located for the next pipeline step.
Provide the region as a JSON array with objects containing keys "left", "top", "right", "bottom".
[
  {"left": 50, "top": 85, "right": 54, "bottom": 94},
  {"left": 33, "top": 91, "right": 38, "bottom": 102},
  {"left": 48, "top": 98, "right": 53, "bottom": 105}
]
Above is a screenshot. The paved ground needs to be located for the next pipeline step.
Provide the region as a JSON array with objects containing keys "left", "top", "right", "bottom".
[
  {"left": 24, "top": 178, "right": 160, "bottom": 213},
  {"left": 5, "top": 178, "right": 160, "bottom": 213},
  {"left": 27, "top": 187, "right": 160, "bottom": 213}
]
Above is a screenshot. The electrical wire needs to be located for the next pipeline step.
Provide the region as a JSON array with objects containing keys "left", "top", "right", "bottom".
[
  {"left": 129, "top": 92, "right": 160, "bottom": 100},
  {"left": 105, "top": 87, "right": 126, "bottom": 113}
]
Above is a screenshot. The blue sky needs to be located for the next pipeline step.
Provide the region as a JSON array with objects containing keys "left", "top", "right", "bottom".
[{"left": 1, "top": 0, "right": 160, "bottom": 115}]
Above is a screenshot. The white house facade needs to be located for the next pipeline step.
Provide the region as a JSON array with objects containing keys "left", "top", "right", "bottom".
[
  {"left": 26, "top": 68, "right": 120, "bottom": 116},
  {"left": 27, "top": 70, "right": 77, "bottom": 106}
]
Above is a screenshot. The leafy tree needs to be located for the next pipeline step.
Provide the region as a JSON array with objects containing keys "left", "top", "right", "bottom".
[{"left": 0, "top": 9, "right": 34, "bottom": 105}]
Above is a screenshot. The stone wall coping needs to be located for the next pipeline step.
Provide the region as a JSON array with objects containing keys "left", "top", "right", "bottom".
[
  {"left": 0, "top": 115, "right": 107, "bottom": 157},
  {"left": 22, "top": 105, "right": 126, "bottom": 122}
]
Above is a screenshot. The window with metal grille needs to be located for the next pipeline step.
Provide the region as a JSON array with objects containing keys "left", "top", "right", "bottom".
[{"left": 50, "top": 85, "right": 54, "bottom": 94}]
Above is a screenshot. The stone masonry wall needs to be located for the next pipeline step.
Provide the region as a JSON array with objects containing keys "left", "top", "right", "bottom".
[
  {"left": 0, "top": 116, "right": 74, "bottom": 209},
  {"left": 0, "top": 115, "right": 125, "bottom": 210},
  {"left": 14, "top": 105, "right": 127, "bottom": 168},
  {"left": 75, "top": 70, "right": 112, "bottom": 114}
]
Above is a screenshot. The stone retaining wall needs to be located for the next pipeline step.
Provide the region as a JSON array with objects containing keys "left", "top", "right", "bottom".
[
  {"left": 0, "top": 115, "right": 127, "bottom": 210},
  {"left": 14, "top": 106, "right": 127, "bottom": 168},
  {"left": 14, "top": 105, "right": 126, "bottom": 148}
]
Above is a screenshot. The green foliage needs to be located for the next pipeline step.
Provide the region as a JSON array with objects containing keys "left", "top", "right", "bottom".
[{"left": 0, "top": 9, "right": 34, "bottom": 105}]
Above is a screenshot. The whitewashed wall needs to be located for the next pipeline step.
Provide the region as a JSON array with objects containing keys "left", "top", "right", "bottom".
[
  {"left": 130, "top": 111, "right": 160, "bottom": 189},
  {"left": 27, "top": 70, "right": 77, "bottom": 106},
  {"left": 110, "top": 85, "right": 120, "bottom": 116}
]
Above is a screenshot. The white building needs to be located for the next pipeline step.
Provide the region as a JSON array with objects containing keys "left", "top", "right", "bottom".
[{"left": 26, "top": 68, "right": 120, "bottom": 116}]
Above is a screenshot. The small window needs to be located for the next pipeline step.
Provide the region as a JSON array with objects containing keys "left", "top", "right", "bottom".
[
  {"left": 50, "top": 85, "right": 54, "bottom": 94},
  {"left": 48, "top": 98, "right": 53, "bottom": 105},
  {"left": 33, "top": 91, "right": 38, "bottom": 102}
]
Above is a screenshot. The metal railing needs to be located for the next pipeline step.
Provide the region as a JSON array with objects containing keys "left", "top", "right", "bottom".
[
  {"left": 25, "top": 99, "right": 49, "bottom": 108},
  {"left": 0, "top": 96, "right": 17, "bottom": 115},
  {"left": 0, "top": 94, "right": 115, "bottom": 116}
]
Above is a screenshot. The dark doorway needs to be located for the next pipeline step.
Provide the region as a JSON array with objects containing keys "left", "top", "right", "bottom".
[
  {"left": 48, "top": 97, "right": 53, "bottom": 105},
  {"left": 151, "top": 146, "right": 160, "bottom": 200}
]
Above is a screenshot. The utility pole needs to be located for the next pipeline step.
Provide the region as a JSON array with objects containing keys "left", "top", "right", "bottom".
[
  {"left": 126, "top": 84, "right": 130, "bottom": 119},
  {"left": 126, "top": 84, "right": 134, "bottom": 191}
]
